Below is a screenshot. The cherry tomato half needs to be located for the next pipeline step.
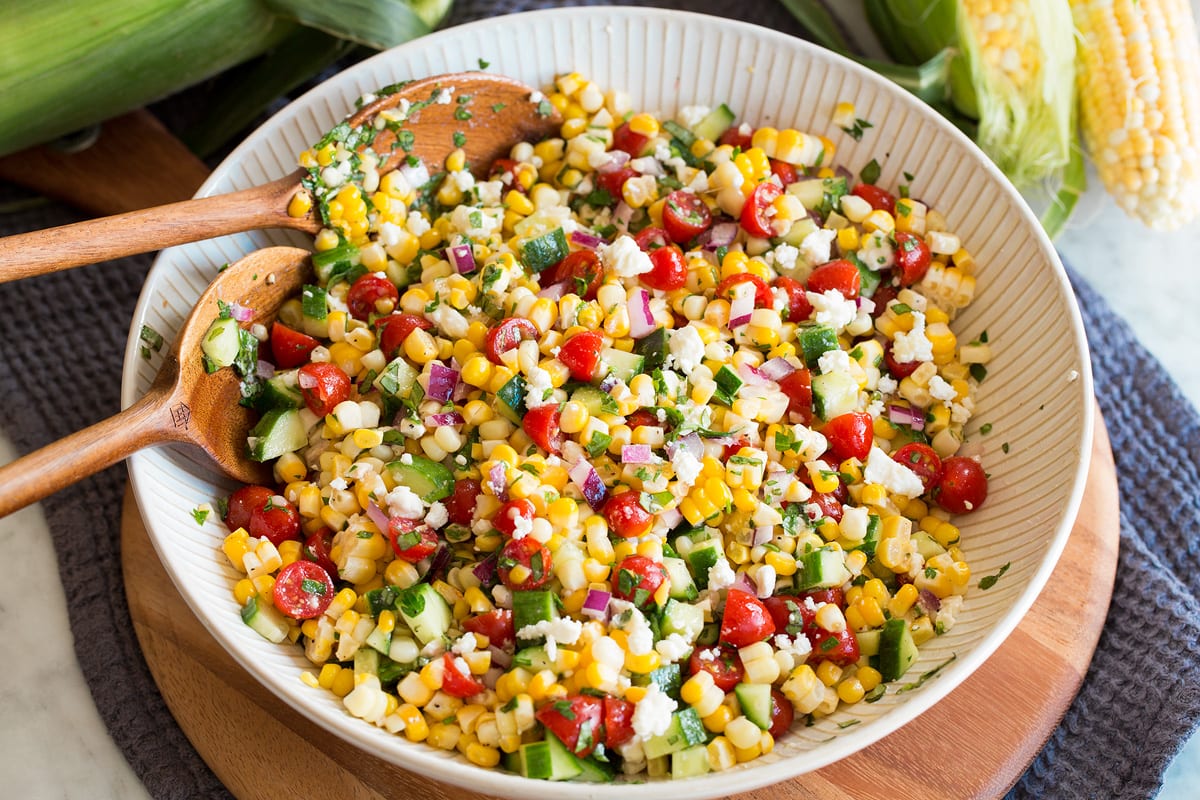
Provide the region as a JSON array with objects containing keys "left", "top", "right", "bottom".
[
  {"left": 612, "top": 121, "right": 652, "bottom": 157},
  {"left": 894, "top": 231, "right": 933, "bottom": 286},
  {"left": 498, "top": 536, "right": 553, "bottom": 591},
  {"left": 484, "top": 317, "right": 539, "bottom": 365},
  {"left": 772, "top": 276, "right": 813, "bottom": 323},
  {"left": 716, "top": 272, "right": 772, "bottom": 308},
  {"left": 376, "top": 313, "right": 434, "bottom": 358},
  {"left": 225, "top": 485, "right": 273, "bottom": 532},
  {"left": 441, "top": 653, "right": 486, "bottom": 698},
  {"left": 523, "top": 404, "right": 565, "bottom": 455},
  {"left": 740, "top": 181, "right": 783, "bottom": 238},
  {"left": 688, "top": 644, "right": 745, "bottom": 692},
  {"left": 302, "top": 527, "right": 338, "bottom": 578},
  {"left": 491, "top": 498, "right": 536, "bottom": 538},
  {"left": 488, "top": 158, "right": 525, "bottom": 191},
  {"left": 891, "top": 442, "right": 944, "bottom": 494},
  {"left": 851, "top": 183, "right": 896, "bottom": 214},
  {"left": 719, "top": 589, "right": 776, "bottom": 647},
  {"left": 611, "top": 555, "right": 667, "bottom": 609},
  {"left": 604, "top": 490, "right": 653, "bottom": 539},
  {"left": 822, "top": 411, "right": 874, "bottom": 462},
  {"left": 272, "top": 560, "right": 334, "bottom": 619},
  {"left": 806, "top": 627, "right": 861, "bottom": 667},
  {"left": 297, "top": 362, "right": 351, "bottom": 417},
  {"left": 633, "top": 226, "right": 671, "bottom": 252},
  {"left": 719, "top": 125, "right": 754, "bottom": 151},
  {"left": 777, "top": 368, "right": 814, "bottom": 424},
  {"left": 551, "top": 250, "right": 603, "bottom": 301},
  {"left": 536, "top": 695, "right": 605, "bottom": 757},
  {"left": 596, "top": 166, "right": 638, "bottom": 201},
  {"left": 883, "top": 340, "right": 922, "bottom": 380},
  {"left": 387, "top": 518, "right": 439, "bottom": 562},
  {"left": 603, "top": 696, "right": 636, "bottom": 748},
  {"left": 933, "top": 456, "right": 988, "bottom": 514},
  {"left": 768, "top": 688, "right": 795, "bottom": 739},
  {"left": 346, "top": 273, "right": 399, "bottom": 320},
  {"left": 662, "top": 190, "right": 713, "bottom": 244},
  {"left": 462, "top": 608, "right": 515, "bottom": 649},
  {"left": 443, "top": 478, "right": 481, "bottom": 526},
  {"left": 557, "top": 331, "right": 606, "bottom": 381},
  {"left": 269, "top": 322, "right": 319, "bottom": 369},
  {"left": 807, "top": 260, "right": 862, "bottom": 300},
  {"left": 769, "top": 158, "right": 799, "bottom": 186},
  {"left": 642, "top": 244, "right": 688, "bottom": 291},
  {"left": 248, "top": 495, "right": 301, "bottom": 547}
]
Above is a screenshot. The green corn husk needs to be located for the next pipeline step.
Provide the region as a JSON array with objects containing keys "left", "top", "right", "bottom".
[{"left": 0, "top": 0, "right": 452, "bottom": 158}]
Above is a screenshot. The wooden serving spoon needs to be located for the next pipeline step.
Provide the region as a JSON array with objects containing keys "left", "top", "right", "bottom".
[
  {"left": 0, "top": 247, "right": 313, "bottom": 518},
  {"left": 0, "top": 72, "right": 560, "bottom": 282}
]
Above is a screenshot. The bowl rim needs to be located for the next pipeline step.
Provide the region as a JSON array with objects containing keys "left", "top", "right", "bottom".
[{"left": 123, "top": 6, "right": 1095, "bottom": 798}]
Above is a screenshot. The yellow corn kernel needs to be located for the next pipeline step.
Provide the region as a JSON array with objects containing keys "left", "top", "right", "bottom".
[
  {"left": 889, "top": 583, "right": 920, "bottom": 618},
  {"left": 707, "top": 736, "right": 736, "bottom": 771},
  {"left": 837, "top": 677, "right": 866, "bottom": 704}
]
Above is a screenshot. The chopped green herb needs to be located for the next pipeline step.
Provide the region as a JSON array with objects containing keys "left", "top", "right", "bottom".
[
  {"left": 191, "top": 507, "right": 209, "bottom": 525},
  {"left": 454, "top": 106, "right": 473, "bottom": 121},
  {"left": 477, "top": 58, "right": 490, "bottom": 69},
  {"left": 452, "top": 131, "right": 466, "bottom": 148},
  {"left": 536, "top": 99, "right": 554, "bottom": 117},
  {"left": 978, "top": 562, "right": 1011, "bottom": 590},
  {"left": 897, "top": 654, "right": 957, "bottom": 693},
  {"left": 301, "top": 578, "right": 327, "bottom": 596},
  {"left": 860, "top": 158, "right": 881, "bottom": 185},
  {"left": 837, "top": 719, "right": 862, "bottom": 729},
  {"left": 841, "top": 118, "right": 874, "bottom": 142},
  {"left": 491, "top": 102, "right": 506, "bottom": 113},
  {"left": 1001, "top": 442, "right": 1010, "bottom": 454},
  {"left": 980, "top": 423, "right": 993, "bottom": 435},
  {"left": 970, "top": 363, "right": 988, "bottom": 383}
]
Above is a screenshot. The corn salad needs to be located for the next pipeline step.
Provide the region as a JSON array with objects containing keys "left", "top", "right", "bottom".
[{"left": 212, "top": 73, "right": 992, "bottom": 782}]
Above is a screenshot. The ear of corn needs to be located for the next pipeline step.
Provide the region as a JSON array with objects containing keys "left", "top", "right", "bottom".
[{"left": 1071, "top": 0, "right": 1200, "bottom": 230}]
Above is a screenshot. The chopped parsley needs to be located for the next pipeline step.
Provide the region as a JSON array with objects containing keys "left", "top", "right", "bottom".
[
  {"left": 190, "top": 507, "right": 210, "bottom": 525},
  {"left": 978, "top": 562, "right": 1012, "bottom": 590},
  {"left": 860, "top": 158, "right": 881, "bottom": 185},
  {"left": 452, "top": 131, "right": 466, "bottom": 148},
  {"left": 841, "top": 117, "right": 874, "bottom": 142}
]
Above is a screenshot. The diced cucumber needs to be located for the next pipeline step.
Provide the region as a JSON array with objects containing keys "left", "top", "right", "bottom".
[
  {"left": 662, "top": 557, "right": 698, "bottom": 601},
  {"left": 520, "top": 227, "right": 569, "bottom": 273},
  {"left": 779, "top": 216, "right": 819, "bottom": 248},
  {"left": 696, "top": 622, "right": 720, "bottom": 646},
  {"left": 851, "top": 514, "right": 882, "bottom": 559},
  {"left": 713, "top": 365, "right": 743, "bottom": 405},
  {"left": 513, "top": 645, "right": 556, "bottom": 671},
  {"left": 660, "top": 598, "right": 704, "bottom": 641},
  {"left": 912, "top": 529, "right": 948, "bottom": 560},
  {"left": 796, "top": 547, "right": 852, "bottom": 591},
  {"left": 633, "top": 326, "right": 667, "bottom": 371},
  {"left": 571, "top": 753, "right": 615, "bottom": 783},
  {"left": 787, "top": 178, "right": 827, "bottom": 211},
  {"left": 691, "top": 103, "right": 736, "bottom": 142},
  {"left": 377, "top": 654, "right": 415, "bottom": 684},
  {"left": 311, "top": 241, "right": 359, "bottom": 284},
  {"left": 601, "top": 348, "right": 645, "bottom": 384},
  {"left": 364, "top": 585, "right": 401, "bottom": 617},
  {"left": 396, "top": 583, "right": 452, "bottom": 645},
  {"left": 812, "top": 371, "right": 860, "bottom": 421},
  {"left": 364, "top": 622, "right": 392, "bottom": 655},
  {"left": 374, "top": 356, "right": 419, "bottom": 398},
  {"left": 856, "top": 628, "right": 881, "bottom": 657},
  {"left": 301, "top": 283, "right": 328, "bottom": 320},
  {"left": 734, "top": 683, "right": 773, "bottom": 730},
  {"left": 513, "top": 589, "right": 558, "bottom": 634},
  {"left": 386, "top": 455, "right": 454, "bottom": 502},
  {"left": 797, "top": 323, "right": 839, "bottom": 368},
  {"left": 247, "top": 408, "right": 308, "bottom": 462},
  {"left": 517, "top": 731, "right": 582, "bottom": 781},
  {"left": 662, "top": 119, "right": 696, "bottom": 148},
  {"left": 240, "top": 596, "right": 289, "bottom": 643},
  {"left": 687, "top": 539, "right": 723, "bottom": 589},
  {"left": 201, "top": 317, "right": 241, "bottom": 371},
  {"left": 879, "top": 617, "right": 919, "bottom": 681},
  {"left": 494, "top": 374, "right": 527, "bottom": 423},
  {"left": 257, "top": 368, "right": 303, "bottom": 411},
  {"left": 354, "top": 646, "right": 380, "bottom": 676},
  {"left": 644, "top": 709, "right": 707, "bottom": 759},
  {"left": 850, "top": 253, "right": 882, "bottom": 298},
  {"left": 632, "top": 663, "right": 682, "bottom": 699},
  {"left": 671, "top": 744, "right": 712, "bottom": 779},
  {"left": 570, "top": 385, "right": 618, "bottom": 416}
]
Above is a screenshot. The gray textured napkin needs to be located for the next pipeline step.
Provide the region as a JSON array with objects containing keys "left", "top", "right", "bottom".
[{"left": 1, "top": 2, "right": 1197, "bottom": 798}]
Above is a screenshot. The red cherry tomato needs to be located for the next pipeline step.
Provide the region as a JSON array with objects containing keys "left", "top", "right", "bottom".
[
  {"left": 807, "top": 627, "right": 861, "bottom": 667},
  {"left": 551, "top": 250, "right": 603, "bottom": 300},
  {"left": 603, "top": 696, "right": 636, "bottom": 748},
  {"left": 376, "top": 313, "right": 434, "bottom": 358},
  {"left": 716, "top": 272, "right": 772, "bottom": 308},
  {"left": 297, "top": 362, "right": 351, "bottom": 417},
  {"left": 807, "top": 260, "right": 862, "bottom": 300},
  {"left": 272, "top": 560, "right": 334, "bottom": 619},
  {"left": 498, "top": 536, "right": 553, "bottom": 591},
  {"left": 870, "top": 283, "right": 899, "bottom": 319},
  {"left": 596, "top": 166, "right": 638, "bottom": 200},
  {"left": 722, "top": 434, "right": 753, "bottom": 461},
  {"left": 720, "top": 589, "right": 776, "bottom": 647},
  {"left": 822, "top": 411, "right": 874, "bottom": 462},
  {"left": 269, "top": 322, "right": 320, "bottom": 369},
  {"left": 488, "top": 158, "right": 525, "bottom": 191},
  {"left": 771, "top": 276, "right": 813, "bottom": 323},
  {"left": 688, "top": 644, "right": 745, "bottom": 692},
  {"left": 769, "top": 158, "right": 799, "bottom": 186},
  {"left": 719, "top": 125, "right": 754, "bottom": 150},
  {"left": 642, "top": 244, "right": 688, "bottom": 290},
  {"left": 851, "top": 183, "right": 896, "bottom": 214},
  {"left": 491, "top": 498, "right": 536, "bottom": 538},
  {"left": 612, "top": 121, "right": 652, "bottom": 157},
  {"left": 346, "top": 273, "right": 399, "bottom": 320},
  {"left": 441, "top": 653, "right": 485, "bottom": 698},
  {"left": 768, "top": 688, "right": 795, "bottom": 738},
  {"left": 302, "top": 527, "right": 338, "bottom": 578},
  {"left": 248, "top": 495, "right": 301, "bottom": 546},
  {"left": 625, "top": 409, "right": 664, "bottom": 430},
  {"left": 740, "top": 181, "right": 783, "bottom": 238},
  {"left": 661, "top": 190, "right": 713, "bottom": 243},
  {"left": 883, "top": 341, "right": 922, "bottom": 379},
  {"left": 535, "top": 695, "right": 605, "bottom": 757},
  {"left": 894, "top": 231, "right": 933, "bottom": 286},
  {"left": 387, "top": 518, "right": 439, "bottom": 562},
  {"left": 557, "top": 331, "right": 606, "bottom": 381},
  {"left": 443, "top": 478, "right": 481, "bottom": 526},
  {"left": 808, "top": 491, "right": 845, "bottom": 523},
  {"left": 891, "top": 442, "right": 944, "bottom": 494},
  {"left": 484, "top": 317, "right": 539, "bottom": 365},
  {"left": 777, "top": 369, "right": 814, "bottom": 424},
  {"left": 933, "top": 456, "right": 988, "bottom": 514},
  {"left": 462, "top": 608, "right": 515, "bottom": 649},
  {"left": 523, "top": 404, "right": 565, "bottom": 455},
  {"left": 763, "top": 595, "right": 811, "bottom": 636},
  {"left": 224, "top": 485, "right": 273, "bottom": 532},
  {"left": 611, "top": 555, "right": 667, "bottom": 609},
  {"left": 633, "top": 226, "right": 671, "bottom": 252},
  {"left": 603, "top": 491, "right": 653, "bottom": 539}
]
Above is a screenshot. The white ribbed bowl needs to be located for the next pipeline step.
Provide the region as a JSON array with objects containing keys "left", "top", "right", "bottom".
[{"left": 122, "top": 8, "right": 1093, "bottom": 799}]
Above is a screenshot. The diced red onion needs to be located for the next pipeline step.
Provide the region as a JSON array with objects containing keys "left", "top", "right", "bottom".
[
  {"left": 446, "top": 243, "right": 476, "bottom": 274},
  {"left": 659, "top": 507, "right": 683, "bottom": 530},
  {"left": 835, "top": 164, "right": 854, "bottom": 181},
  {"left": 738, "top": 362, "right": 771, "bottom": 387},
  {"left": 597, "top": 149, "right": 631, "bottom": 171},
  {"left": 758, "top": 357, "right": 797, "bottom": 381},
  {"left": 473, "top": 552, "right": 499, "bottom": 586},
  {"left": 614, "top": 202, "right": 634, "bottom": 229},
  {"left": 537, "top": 281, "right": 569, "bottom": 301},
  {"left": 425, "top": 361, "right": 460, "bottom": 403},
  {"left": 488, "top": 645, "right": 512, "bottom": 669},
  {"left": 570, "top": 229, "right": 606, "bottom": 249},
  {"left": 729, "top": 290, "right": 754, "bottom": 329},
  {"left": 581, "top": 588, "right": 612, "bottom": 620},
  {"left": 916, "top": 589, "right": 941, "bottom": 622},
  {"left": 598, "top": 374, "right": 619, "bottom": 393},
  {"left": 256, "top": 359, "right": 275, "bottom": 379},
  {"left": 569, "top": 459, "right": 609, "bottom": 509},
  {"left": 620, "top": 444, "right": 653, "bottom": 464},
  {"left": 426, "top": 546, "right": 452, "bottom": 582},
  {"left": 888, "top": 403, "right": 925, "bottom": 431},
  {"left": 487, "top": 461, "right": 508, "bottom": 501},
  {"left": 753, "top": 525, "right": 774, "bottom": 546},
  {"left": 366, "top": 501, "right": 391, "bottom": 533},
  {"left": 228, "top": 301, "right": 253, "bottom": 322},
  {"left": 629, "top": 288, "right": 657, "bottom": 339},
  {"left": 700, "top": 221, "right": 739, "bottom": 250},
  {"left": 424, "top": 412, "right": 465, "bottom": 427},
  {"left": 730, "top": 573, "right": 757, "bottom": 596},
  {"left": 298, "top": 371, "right": 318, "bottom": 389},
  {"left": 665, "top": 432, "right": 704, "bottom": 462}
]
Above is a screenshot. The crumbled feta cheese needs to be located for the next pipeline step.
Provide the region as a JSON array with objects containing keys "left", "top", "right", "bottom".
[
  {"left": 452, "top": 632, "right": 478, "bottom": 655},
  {"left": 329, "top": 477, "right": 348, "bottom": 491},
  {"left": 632, "top": 684, "right": 678, "bottom": 741},
  {"left": 421, "top": 638, "right": 446, "bottom": 657},
  {"left": 929, "top": 375, "right": 958, "bottom": 403},
  {"left": 406, "top": 210, "right": 431, "bottom": 236},
  {"left": 799, "top": 228, "right": 837, "bottom": 266},
  {"left": 377, "top": 221, "right": 403, "bottom": 247},
  {"left": 424, "top": 502, "right": 448, "bottom": 529},
  {"left": 400, "top": 453, "right": 414, "bottom": 465},
  {"left": 670, "top": 447, "right": 703, "bottom": 488},
  {"left": 858, "top": 229, "right": 895, "bottom": 270},
  {"left": 877, "top": 375, "right": 899, "bottom": 395},
  {"left": 773, "top": 633, "right": 813, "bottom": 662},
  {"left": 516, "top": 617, "right": 583, "bottom": 644},
  {"left": 385, "top": 485, "right": 425, "bottom": 519},
  {"left": 529, "top": 90, "right": 545, "bottom": 104},
  {"left": 892, "top": 310, "right": 933, "bottom": 363},
  {"left": 398, "top": 417, "right": 425, "bottom": 439},
  {"left": 818, "top": 348, "right": 852, "bottom": 375},
  {"left": 951, "top": 402, "right": 972, "bottom": 425},
  {"left": 625, "top": 608, "right": 654, "bottom": 655},
  {"left": 667, "top": 325, "right": 706, "bottom": 375},
  {"left": 866, "top": 398, "right": 885, "bottom": 418},
  {"left": 937, "top": 595, "right": 964, "bottom": 633},
  {"left": 807, "top": 288, "right": 858, "bottom": 331},
  {"left": 676, "top": 105, "right": 711, "bottom": 129},
  {"left": 598, "top": 234, "right": 654, "bottom": 277},
  {"left": 863, "top": 445, "right": 926, "bottom": 498},
  {"left": 511, "top": 512, "right": 534, "bottom": 540},
  {"left": 524, "top": 365, "right": 555, "bottom": 409},
  {"left": 772, "top": 243, "right": 800, "bottom": 273},
  {"left": 707, "top": 558, "right": 736, "bottom": 591},
  {"left": 655, "top": 633, "right": 694, "bottom": 662}
]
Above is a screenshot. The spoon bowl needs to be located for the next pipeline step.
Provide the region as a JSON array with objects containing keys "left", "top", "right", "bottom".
[
  {"left": 0, "top": 73, "right": 560, "bottom": 282},
  {"left": 0, "top": 246, "right": 313, "bottom": 517}
]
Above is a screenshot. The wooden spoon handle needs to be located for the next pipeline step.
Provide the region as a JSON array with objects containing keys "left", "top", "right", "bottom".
[
  {"left": 0, "top": 386, "right": 180, "bottom": 518},
  {"left": 0, "top": 170, "right": 312, "bottom": 282}
]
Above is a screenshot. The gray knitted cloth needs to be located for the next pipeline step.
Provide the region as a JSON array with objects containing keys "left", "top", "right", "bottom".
[{"left": 1, "top": 2, "right": 1197, "bottom": 798}]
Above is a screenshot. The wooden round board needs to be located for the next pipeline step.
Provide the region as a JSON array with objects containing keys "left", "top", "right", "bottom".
[{"left": 120, "top": 409, "right": 1118, "bottom": 800}]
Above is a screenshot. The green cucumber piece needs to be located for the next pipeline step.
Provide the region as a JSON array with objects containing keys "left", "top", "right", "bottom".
[
  {"left": 353, "top": 646, "right": 380, "bottom": 676},
  {"left": 495, "top": 374, "right": 528, "bottom": 423},
  {"left": 311, "top": 241, "right": 359, "bottom": 284},
  {"left": 513, "top": 645, "right": 556, "bottom": 671},
  {"left": 812, "top": 371, "right": 860, "bottom": 421},
  {"left": 633, "top": 326, "right": 667, "bottom": 371},
  {"left": 849, "top": 253, "right": 882, "bottom": 298},
  {"left": 520, "top": 227, "right": 569, "bottom": 273},
  {"left": 386, "top": 455, "right": 454, "bottom": 502},
  {"left": 396, "top": 583, "right": 452, "bottom": 645},
  {"left": 518, "top": 731, "right": 583, "bottom": 780},
  {"left": 879, "top": 617, "right": 919, "bottom": 681},
  {"left": 856, "top": 628, "right": 882, "bottom": 658},
  {"left": 240, "top": 595, "right": 289, "bottom": 643},
  {"left": 601, "top": 348, "right": 645, "bottom": 384},
  {"left": 364, "top": 623, "right": 392, "bottom": 655},
  {"left": 660, "top": 598, "right": 704, "bottom": 641},
  {"left": 663, "top": 119, "right": 696, "bottom": 148},
  {"left": 513, "top": 589, "right": 558, "bottom": 634},
  {"left": 797, "top": 323, "right": 840, "bottom": 368},
  {"left": 364, "top": 585, "right": 401, "bottom": 617},
  {"left": 632, "top": 663, "right": 682, "bottom": 699},
  {"left": 853, "top": 514, "right": 882, "bottom": 559},
  {"left": 375, "top": 356, "right": 420, "bottom": 399},
  {"left": 247, "top": 408, "right": 307, "bottom": 462},
  {"left": 570, "top": 753, "right": 615, "bottom": 783},
  {"left": 569, "top": 385, "right": 618, "bottom": 416},
  {"left": 257, "top": 368, "right": 304, "bottom": 411},
  {"left": 713, "top": 365, "right": 743, "bottom": 405},
  {"left": 671, "top": 744, "right": 713, "bottom": 779},
  {"left": 687, "top": 539, "right": 723, "bottom": 588},
  {"left": 643, "top": 709, "right": 707, "bottom": 759},
  {"left": 691, "top": 103, "right": 736, "bottom": 142},
  {"left": 201, "top": 317, "right": 241, "bottom": 371},
  {"left": 912, "top": 529, "right": 948, "bottom": 560},
  {"left": 796, "top": 547, "right": 852, "bottom": 591},
  {"left": 662, "top": 557, "right": 698, "bottom": 601},
  {"left": 734, "top": 683, "right": 773, "bottom": 730},
  {"left": 301, "top": 283, "right": 328, "bottom": 320}
]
